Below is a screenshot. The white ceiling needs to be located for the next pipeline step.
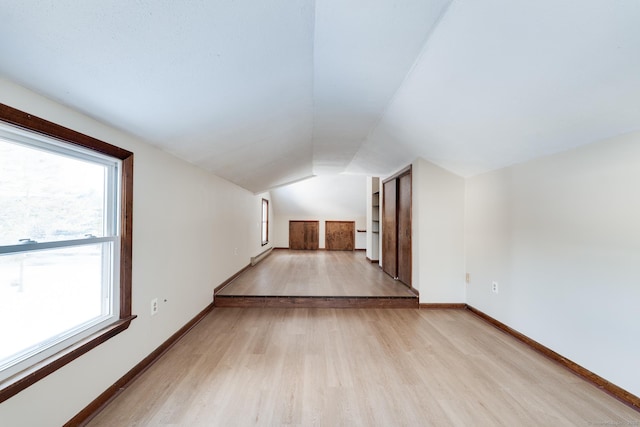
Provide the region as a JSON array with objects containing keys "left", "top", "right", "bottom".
[
  {"left": 1, "top": 0, "right": 639, "bottom": 193},
  {"left": 271, "top": 175, "right": 367, "bottom": 219}
]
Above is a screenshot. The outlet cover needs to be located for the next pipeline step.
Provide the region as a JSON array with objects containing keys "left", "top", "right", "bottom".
[
  {"left": 492, "top": 282, "right": 499, "bottom": 293},
  {"left": 151, "top": 298, "right": 159, "bottom": 315}
]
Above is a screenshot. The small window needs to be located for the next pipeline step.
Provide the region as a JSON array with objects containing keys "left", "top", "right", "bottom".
[
  {"left": 261, "top": 198, "right": 269, "bottom": 246},
  {"left": 0, "top": 104, "right": 134, "bottom": 403}
]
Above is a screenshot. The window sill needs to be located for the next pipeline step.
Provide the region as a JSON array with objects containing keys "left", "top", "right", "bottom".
[{"left": 0, "top": 315, "right": 136, "bottom": 404}]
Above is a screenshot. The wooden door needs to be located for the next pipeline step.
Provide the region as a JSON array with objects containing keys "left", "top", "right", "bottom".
[
  {"left": 289, "top": 221, "right": 319, "bottom": 250},
  {"left": 397, "top": 172, "right": 412, "bottom": 286},
  {"left": 325, "top": 221, "right": 355, "bottom": 251},
  {"left": 382, "top": 179, "right": 397, "bottom": 278}
]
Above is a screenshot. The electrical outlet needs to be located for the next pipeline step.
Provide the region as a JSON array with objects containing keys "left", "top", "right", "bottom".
[
  {"left": 151, "top": 298, "right": 159, "bottom": 315},
  {"left": 492, "top": 282, "right": 499, "bottom": 293},
  {"left": 234, "top": 247, "right": 238, "bottom": 256}
]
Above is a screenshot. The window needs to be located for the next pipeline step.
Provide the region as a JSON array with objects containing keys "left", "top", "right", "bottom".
[
  {"left": 261, "top": 198, "right": 269, "bottom": 246},
  {"left": 0, "top": 104, "right": 134, "bottom": 403}
]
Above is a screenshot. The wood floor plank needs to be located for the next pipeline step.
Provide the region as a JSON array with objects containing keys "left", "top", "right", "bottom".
[
  {"left": 87, "top": 308, "right": 640, "bottom": 426},
  {"left": 217, "top": 250, "right": 415, "bottom": 297}
]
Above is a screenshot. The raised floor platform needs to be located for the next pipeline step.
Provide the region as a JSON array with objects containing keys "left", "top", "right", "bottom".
[
  {"left": 214, "top": 295, "right": 418, "bottom": 308},
  {"left": 215, "top": 249, "right": 418, "bottom": 308}
]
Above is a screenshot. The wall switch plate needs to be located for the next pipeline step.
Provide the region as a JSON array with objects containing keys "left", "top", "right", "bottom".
[
  {"left": 151, "top": 298, "right": 158, "bottom": 315},
  {"left": 492, "top": 282, "right": 499, "bottom": 293}
]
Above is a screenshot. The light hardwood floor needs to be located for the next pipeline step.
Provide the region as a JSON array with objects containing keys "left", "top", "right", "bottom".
[
  {"left": 88, "top": 308, "right": 640, "bottom": 426},
  {"left": 218, "top": 250, "right": 415, "bottom": 297}
]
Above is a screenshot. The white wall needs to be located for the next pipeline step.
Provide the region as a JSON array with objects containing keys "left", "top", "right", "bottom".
[
  {"left": 465, "top": 132, "right": 640, "bottom": 398},
  {"left": 270, "top": 175, "right": 367, "bottom": 249},
  {"left": 0, "top": 79, "right": 269, "bottom": 426},
  {"left": 411, "top": 158, "right": 466, "bottom": 303}
]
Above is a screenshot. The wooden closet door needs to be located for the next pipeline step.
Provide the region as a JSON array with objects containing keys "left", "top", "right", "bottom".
[
  {"left": 382, "top": 166, "right": 412, "bottom": 286},
  {"left": 325, "top": 221, "right": 355, "bottom": 251},
  {"left": 304, "top": 221, "right": 319, "bottom": 249},
  {"left": 397, "top": 172, "right": 412, "bottom": 286},
  {"left": 289, "top": 221, "right": 319, "bottom": 250},
  {"left": 289, "top": 221, "right": 305, "bottom": 249},
  {"left": 382, "top": 179, "right": 397, "bottom": 278}
]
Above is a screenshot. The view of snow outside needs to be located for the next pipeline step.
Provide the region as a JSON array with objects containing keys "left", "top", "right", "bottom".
[{"left": 0, "top": 138, "right": 108, "bottom": 366}]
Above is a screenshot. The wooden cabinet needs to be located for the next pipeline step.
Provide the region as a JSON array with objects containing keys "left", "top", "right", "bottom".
[
  {"left": 289, "top": 221, "right": 319, "bottom": 250},
  {"left": 382, "top": 166, "right": 412, "bottom": 287},
  {"left": 325, "top": 221, "right": 355, "bottom": 251}
]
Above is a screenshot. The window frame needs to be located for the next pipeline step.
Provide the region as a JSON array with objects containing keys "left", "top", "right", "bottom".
[
  {"left": 0, "top": 103, "right": 135, "bottom": 404},
  {"left": 261, "top": 198, "right": 269, "bottom": 246}
]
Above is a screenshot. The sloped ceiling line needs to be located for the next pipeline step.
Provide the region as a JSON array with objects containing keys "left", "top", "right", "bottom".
[
  {"left": 1, "top": 0, "right": 638, "bottom": 193},
  {"left": 345, "top": 0, "right": 455, "bottom": 177}
]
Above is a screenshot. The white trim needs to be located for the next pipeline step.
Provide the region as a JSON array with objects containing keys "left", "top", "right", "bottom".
[
  {"left": 0, "top": 236, "right": 116, "bottom": 255},
  {"left": 0, "top": 122, "right": 118, "bottom": 167}
]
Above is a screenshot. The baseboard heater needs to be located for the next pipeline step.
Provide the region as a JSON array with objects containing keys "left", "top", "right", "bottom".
[{"left": 250, "top": 247, "right": 273, "bottom": 266}]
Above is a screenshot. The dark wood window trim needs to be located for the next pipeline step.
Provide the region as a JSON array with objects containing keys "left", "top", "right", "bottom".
[
  {"left": 261, "top": 198, "right": 269, "bottom": 246},
  {"left": 0, "top": 103, "right": 135, "bottom": 404}
]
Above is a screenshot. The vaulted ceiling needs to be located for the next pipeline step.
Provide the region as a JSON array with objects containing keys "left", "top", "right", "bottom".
[{"left": 1, "top": 1, "right": 639, "bottom": 193}]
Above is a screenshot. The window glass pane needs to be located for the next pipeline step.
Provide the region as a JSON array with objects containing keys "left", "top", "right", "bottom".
[
  {"left": 0, "top": 243, "right": 111, "bottom": 367},
  {"left": 261, "top": 199, "right": 268, "bottom": 243},
  {"left": 0, "top": 139, "right": 106, "bottom": 246},
  {"left": 0, "top": 108, "right": 130, "bottom": 396}
]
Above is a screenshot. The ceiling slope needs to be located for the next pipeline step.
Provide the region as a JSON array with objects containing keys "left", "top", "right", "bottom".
[
  {"left": 0, "top": 0, "right": 315, "bottom": 193},
  {"left": 349, "top": 0, "right": 640, "bottom": 177},
  {"left": 1, "top": 1, "right": 639, "bottom": 191},
  {"left": 312, "top": 0, "right": 450, "bottom": 175}
]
